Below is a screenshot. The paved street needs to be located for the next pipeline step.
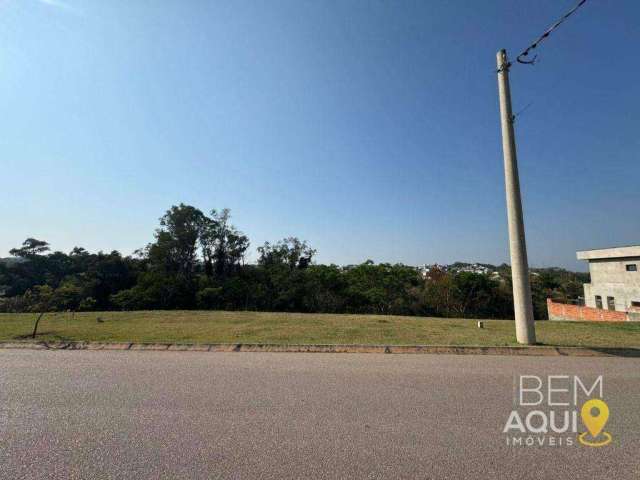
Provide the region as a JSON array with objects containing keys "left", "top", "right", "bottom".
[{"left": 1, "top": 350, "right": 639, "bottom": 479}]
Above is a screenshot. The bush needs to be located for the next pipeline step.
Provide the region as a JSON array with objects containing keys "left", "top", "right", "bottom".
[{"left": 196, "top": 287, "right": 222, "bottom": 309}]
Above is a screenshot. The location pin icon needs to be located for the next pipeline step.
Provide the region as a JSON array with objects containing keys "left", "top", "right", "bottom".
[{"left": 581, "top": 399, "right": 609, "bottom": 438}]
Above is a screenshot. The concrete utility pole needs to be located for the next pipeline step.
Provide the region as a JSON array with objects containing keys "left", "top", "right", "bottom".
[{"left": 496, "top": 49, "right": 536, "bottom": 345}]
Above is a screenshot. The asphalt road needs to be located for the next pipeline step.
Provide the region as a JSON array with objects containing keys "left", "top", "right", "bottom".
[{"left": 1, "top": 350, "right": 639, "bottom": 479}]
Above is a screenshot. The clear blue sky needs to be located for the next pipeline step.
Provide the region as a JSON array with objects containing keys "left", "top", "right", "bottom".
[{"left": 1, "top": 0, "right": 638, "bottom": 270}]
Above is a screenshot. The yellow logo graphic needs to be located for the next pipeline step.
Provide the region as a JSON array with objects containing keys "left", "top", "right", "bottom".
[{"left": 578, "top": 399, "right": 612, "bottom": 447}]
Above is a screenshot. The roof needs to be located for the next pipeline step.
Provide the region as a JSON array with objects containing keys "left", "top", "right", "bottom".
[{"left": 577, "top": 245, "right": 640, "bottom": 261}]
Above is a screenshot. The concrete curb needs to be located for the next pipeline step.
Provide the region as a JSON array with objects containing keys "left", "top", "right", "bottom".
[{"left": 0, "top": 341, "right": 639, "bottom": 357}]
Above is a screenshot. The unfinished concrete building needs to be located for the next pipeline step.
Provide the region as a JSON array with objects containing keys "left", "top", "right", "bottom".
[{"left": 577, "top": 245, "right": 640, "bottom": 312}]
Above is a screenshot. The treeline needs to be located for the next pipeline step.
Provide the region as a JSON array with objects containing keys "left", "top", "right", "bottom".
[{"left": 0, "top": 204, "right": 587, "bottom": 319}]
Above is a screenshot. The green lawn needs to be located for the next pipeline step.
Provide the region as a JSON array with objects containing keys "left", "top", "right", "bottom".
[{"left": 1, "top": 311, "right": 639, "bottom": 347}]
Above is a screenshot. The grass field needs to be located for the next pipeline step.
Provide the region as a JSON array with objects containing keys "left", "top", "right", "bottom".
[{"left": 1, "top": 311, "right": 640, "bottom": 347}]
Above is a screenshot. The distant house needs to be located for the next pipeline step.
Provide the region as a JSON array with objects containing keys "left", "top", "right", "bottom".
[
  {"left": 577, "top": 245, "right": 640, "bottom": 312},
  {"left": 456, "top": 263, "right": 490, "bottom": 275},
  {"left": 419, "top": 263, "right": 447, "bottom": 279}
]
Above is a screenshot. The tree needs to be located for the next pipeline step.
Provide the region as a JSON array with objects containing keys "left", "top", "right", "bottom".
[
  {"left": 22, "top": 285, "right": 55, "bottom": 338},
  {"left": 0, "top": 204, "right": 587, "bottom": 319},
  {"left": 257, "top": 237, "right": 316, "bottom": 270},
  {"left": 302, "top": 265, "right": 346, "bottom": 313},
  {"left": 49, "top": 280, "right": 83, "bottom": 311},
  {"left": 4, "top": 239, "right": 53, "bottom": 296},
  {"left": 110, "top": 205, "right": 207, "bottom": 310},
  {"left": 343, "top": 262, "right": 419, "bottom": 314},
  {"left": 80, "top": 251, "right": 140, "bottom": 309},
  {"left": 148, "top": 204, "right": 205, "bottom": 280},
  {"left": 111, "top": 271, "right": 193, "bottom": 310},
  {"left": 419, "top": 271, "right": 513, "bottom": 319},
  {"left": 199, "top": 209, "right": 249, "bottom": 279},
  {"left": 9, "top": 238, "right": 50, "bottom": 258}
]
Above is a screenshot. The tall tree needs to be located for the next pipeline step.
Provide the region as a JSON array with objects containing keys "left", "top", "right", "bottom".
[
  {"left": 9, "top": 238, "right": 50, "bottom": 258},
  {"left": 148, "top": 204, "right": 205, "bottom": 280},
  {"left": 200, "top": 209, "right": 249, "bottom": 279},
  {"left": 257, "top": 237, "right": 316, "bottom": 270}
]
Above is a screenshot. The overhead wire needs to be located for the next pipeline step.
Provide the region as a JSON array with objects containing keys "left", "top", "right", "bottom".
[{"left": 497, "top": 0, "right": 589, "bottom": 72}]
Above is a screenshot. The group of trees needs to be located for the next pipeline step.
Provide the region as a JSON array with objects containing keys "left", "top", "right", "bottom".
[{"left": 0, "top": 204, "right": 588, "bottom": 319}]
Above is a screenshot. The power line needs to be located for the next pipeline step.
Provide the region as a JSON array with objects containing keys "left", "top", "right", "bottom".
[
  {"left": 516, "top": 0, "right": 588, "bottom": 65},
  {"left": 511, "top": 101, "right": 534, "bottom": 124},
  {"left": 496, "top": 0, "right": 589, "bottom": 72}
]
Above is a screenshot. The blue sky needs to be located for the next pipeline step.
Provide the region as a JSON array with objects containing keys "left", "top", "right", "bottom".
[{"left": 1, "top": 0, "right": 638, "bottom": 270}]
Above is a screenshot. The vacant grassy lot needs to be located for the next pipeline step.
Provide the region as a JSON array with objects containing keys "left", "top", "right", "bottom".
[{"left": 1, "top": 311, "right": 640, "bottom": 347}]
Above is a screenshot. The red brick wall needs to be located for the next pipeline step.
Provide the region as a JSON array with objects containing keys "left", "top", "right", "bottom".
[{"left": 547, "top": 299, "right": 628, "bottom": 322}]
